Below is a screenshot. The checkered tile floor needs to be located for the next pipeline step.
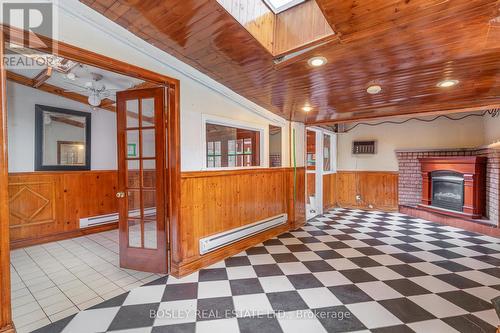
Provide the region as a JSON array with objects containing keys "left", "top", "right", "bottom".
[{"left": 33, "top": 208, "right": 500, "bottom": 333}]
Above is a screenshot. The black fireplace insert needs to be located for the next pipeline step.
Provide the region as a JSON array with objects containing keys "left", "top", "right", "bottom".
[{"left": 431, "top": 171, "right": 464, "bottom": 212}]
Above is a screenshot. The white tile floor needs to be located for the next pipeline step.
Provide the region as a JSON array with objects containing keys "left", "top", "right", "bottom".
[{"left": 10, "top": 230, "right": 164, "bottom": 333}]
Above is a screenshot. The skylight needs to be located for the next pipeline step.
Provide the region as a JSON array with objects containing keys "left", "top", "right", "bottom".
[{"left": 262, "top": 0, "right": 306, "bottom": 14}]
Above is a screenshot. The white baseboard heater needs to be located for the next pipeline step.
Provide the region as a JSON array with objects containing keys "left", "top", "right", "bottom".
[
  {"left": 80, "top": 212, "right": 119, "bottom": 228},
  {"left": 199, "top": 213, "right": 288, "bottom": 255},
  {"left": 79, "top": 208, "right": 156, "bottom": 228}
]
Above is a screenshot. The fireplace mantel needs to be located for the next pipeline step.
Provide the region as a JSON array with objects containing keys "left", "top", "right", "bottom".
[{"left": 418, "top": 156, "right": 487, "bottom": 219}]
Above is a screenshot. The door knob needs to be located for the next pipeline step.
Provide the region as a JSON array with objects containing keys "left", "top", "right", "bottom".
[{"left": 116, "top": 192, "right": 125, "bottom": 198}]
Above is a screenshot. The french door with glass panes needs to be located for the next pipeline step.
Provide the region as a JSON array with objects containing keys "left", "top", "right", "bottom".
[{"left": 116, "top": 87, "right": 168, "bottom": 273}]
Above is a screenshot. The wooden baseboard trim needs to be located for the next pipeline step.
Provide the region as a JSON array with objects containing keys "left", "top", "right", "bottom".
[
  {"left": 10, "top": 222, "right": 119, "bottom": 249},
  {"left": 170, "top": 223, "right": 292, "bottom": 278}
]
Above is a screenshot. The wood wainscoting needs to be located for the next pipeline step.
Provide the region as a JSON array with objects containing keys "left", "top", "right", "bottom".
[
  {"left": 172, "top": 167, "right": 305, "bottom": 276},
  {"left": 8, "top": 171, "right": 119, "bottom": 248},
  {"left": 323, "top": 171, "right": 399, "bottom": 211}
]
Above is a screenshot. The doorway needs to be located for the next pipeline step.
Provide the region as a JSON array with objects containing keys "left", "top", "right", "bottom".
[
  {"left": 306, "top": 127, "right": 336, "bottom": 220},
  {"left": 1, "top": 26, "right": 180, "bottom": 332},
  {"left": 116, "top": 88, "right": 169, "bottom": 273}
]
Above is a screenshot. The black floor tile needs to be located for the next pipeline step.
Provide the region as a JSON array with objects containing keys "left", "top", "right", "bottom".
[
  {"left": 107, "top": 303, "right": 160, "bottom": 331},
  {"left": 384, "top": 279, "right": 431, "bottom": 296},
  {"left": 328, "top": 284, "right": 373, "bottom": 304},
  {"left": 238, "top": 317, "right": 283, "bottom": 333},
  {"left": 266, "top": 291, "right": 309, "bottom": 312},
  {"left": 370, "top": 325, "right": 415, "bottom": 333},
  {"left": 390, "top": 253, "right": 425, "bottom": 264},
  {"left": 432, "top": 260, "right": 471, "bottom": 272},
  {"left": 314, "top": 305, "right": 366, "bottom": 333},
  {"left": 387, "top": 264, "right": 426, "bottom": 278},
  {"left": 162, "top": 283, "right": 198, "bottom": 301},
  {"left": 272, "top": 253, "right": 299, "bottom": 263},
  {"left": 315, "top": 250, "right": 343, "bottom": 259},
  {"left": 198, "top": 268, "right": 229, "bottom": 281},
  {"left": 253, "top": 264, "right": 284, "bottom": 277},
  {"left": 225, "top": 256, "right": 251, "bottom": 267},
  {"left": 443, "top": 314, "right": 496, "bottom": 333},
  {"left": 152, "top": 323, "right": 196, "bottom": 333},
  {"left": 286, "top": 244, "right": 310, "bottom": 252},
  {"left": 287, "top": 273, "right": 323, "bottom": 289},
  {"left": 348, "top": 256, "right": 381, "bottom": 268},
  {"left": 197, "top": 297, "right": 235, "bottom": 321},
  {"left": 340, "top": 269, "right": 378, "bottom": 283},
  {"left": 303, "top": 260, "right": 335, "bottom": 272},
  {"left": 434, "top": 274, "right": 482, "bottom": 289},
  {"left": 438, "top": 290, "right": 493, "bottom": 312},
  {"left": 379, "top": 298, "right": 435, "bottom": 323},
  {"left": 230, "top": 278, "right": 264, "bottom": 296}
]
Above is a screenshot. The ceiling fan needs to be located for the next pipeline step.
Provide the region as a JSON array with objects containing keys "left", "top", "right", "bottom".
[{"left": 64, "top": 72, "right": 123, "bottom": 107}]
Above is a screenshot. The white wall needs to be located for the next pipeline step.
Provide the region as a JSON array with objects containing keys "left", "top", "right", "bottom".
[
  {"left": 337, "top": 114, "right": 493, "bottom": 171},
  {"left": 484, "top": 113, "right": 500, "bottom": 146},
  {"left": 7, "top": 81, "right": 117, "bottom": 172}
]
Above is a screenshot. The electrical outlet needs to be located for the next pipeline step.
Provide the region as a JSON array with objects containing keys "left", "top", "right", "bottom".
[
  {"left": 368, "top": 204, "right": 374, "bottom": 209},
  {"left": 356, "top": 194, "right": 362, "bottom": 201}
]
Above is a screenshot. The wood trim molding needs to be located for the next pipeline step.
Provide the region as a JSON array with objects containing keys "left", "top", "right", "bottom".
[
  {"left": 3, "top": 25, "right": 179, "bottom": 86},
  {"left": 0, "top": 27, "right": 14, "bottom": 333},
  {"left": 181, "top": 167, "right": 297, "bottom": 178}
]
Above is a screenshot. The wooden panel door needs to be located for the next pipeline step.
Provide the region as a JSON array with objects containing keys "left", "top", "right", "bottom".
[{"left": 116, "top": 87, "right": 168, "bottom": 273}]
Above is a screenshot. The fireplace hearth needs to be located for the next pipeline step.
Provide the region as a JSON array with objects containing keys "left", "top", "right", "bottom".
[{"left": 431, "top": 171, "right": 464, "bottom": 212}]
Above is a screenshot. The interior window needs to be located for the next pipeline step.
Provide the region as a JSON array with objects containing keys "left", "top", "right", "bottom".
[
  {"left": 269, "top": 125, "right": 282, "bottom": 167},
  {"left": 206, "top": 123, "right": 260, "bottom": 168},
  {"left": 324, "top": 133, "right": 331, "bottom": 171}
]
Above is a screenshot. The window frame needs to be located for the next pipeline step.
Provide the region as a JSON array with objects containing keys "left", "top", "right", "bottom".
[
  {"left": 262, "top": 0, "right": 306, "bottom": 14},
  {"left": 323, "top": 132, "right": 336, "bottom": 175},
  {"left": 201, "top": 114, "right": 265, "bottom": 171},
  {"left": 268, "top": 124, "right": 284, "bottom": 168}
]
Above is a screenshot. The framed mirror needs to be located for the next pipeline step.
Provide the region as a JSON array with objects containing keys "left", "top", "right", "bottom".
[{"left": 35, "top": 105, "right": 91, "bottom": 171}]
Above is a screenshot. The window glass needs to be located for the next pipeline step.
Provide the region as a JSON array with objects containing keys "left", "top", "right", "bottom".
[
  {"left": 306, "top": 130, "right": 316, "bottom": 170},
  {"left": 206, "top": 123, "right": 260, "bottom": 168},
  {"left": 324, "top": 134, "right": 331, "bottom": 172},
  {"left": 269, "top": 125, "right": 282, "bottom": 167}
]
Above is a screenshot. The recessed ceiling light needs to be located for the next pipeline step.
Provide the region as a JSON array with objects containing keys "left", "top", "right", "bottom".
[
  {"left": 308, "top": 56, "right": 327, "bottom": 67},
  {"left": 367, "top": 85, "right": 382, "bottom": 94},
  {"left": 437, "top": 79, "right": 459, "bottom": 88},
  {"left": 302, "top": 106, "right": 312, "bottom": 112}
]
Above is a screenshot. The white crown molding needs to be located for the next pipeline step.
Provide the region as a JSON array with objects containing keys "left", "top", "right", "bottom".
[{"left": 57, "top": 0, "right": 287, "bottom": 126}]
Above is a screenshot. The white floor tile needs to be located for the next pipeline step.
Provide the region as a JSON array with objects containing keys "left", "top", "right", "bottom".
[{"left": 347, "top": 301, "right": 403, "bottom": 329}]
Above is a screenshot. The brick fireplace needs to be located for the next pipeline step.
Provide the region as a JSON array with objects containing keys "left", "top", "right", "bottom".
[{"left": 396, "top": 147, "right": 500, "bottom": 228}]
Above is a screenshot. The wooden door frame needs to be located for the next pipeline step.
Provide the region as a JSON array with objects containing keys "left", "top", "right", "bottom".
[
  {"left": 0, "top": 25, "right": 181, "bottom": 331},
  {"left": 0, "top": 26, "right": 15, "bottom": 333}
]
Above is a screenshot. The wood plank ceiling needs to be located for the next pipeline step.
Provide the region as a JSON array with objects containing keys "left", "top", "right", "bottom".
[{"left": 80, "top": 0, "right": 500, "bottom": 124}]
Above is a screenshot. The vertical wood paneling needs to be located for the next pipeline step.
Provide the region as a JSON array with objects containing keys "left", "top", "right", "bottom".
[
  {"left": 324, "top": 171, "right": 399, "bottom": 211},
  {"left": 323, "top": 173, "right": 337, "bottom": 210},
  {"left": 8, "top": 171, "right": 118, "bottom": 243},
  {"left": 177, "top": 167, "right": 305, "bottom": 272}
]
